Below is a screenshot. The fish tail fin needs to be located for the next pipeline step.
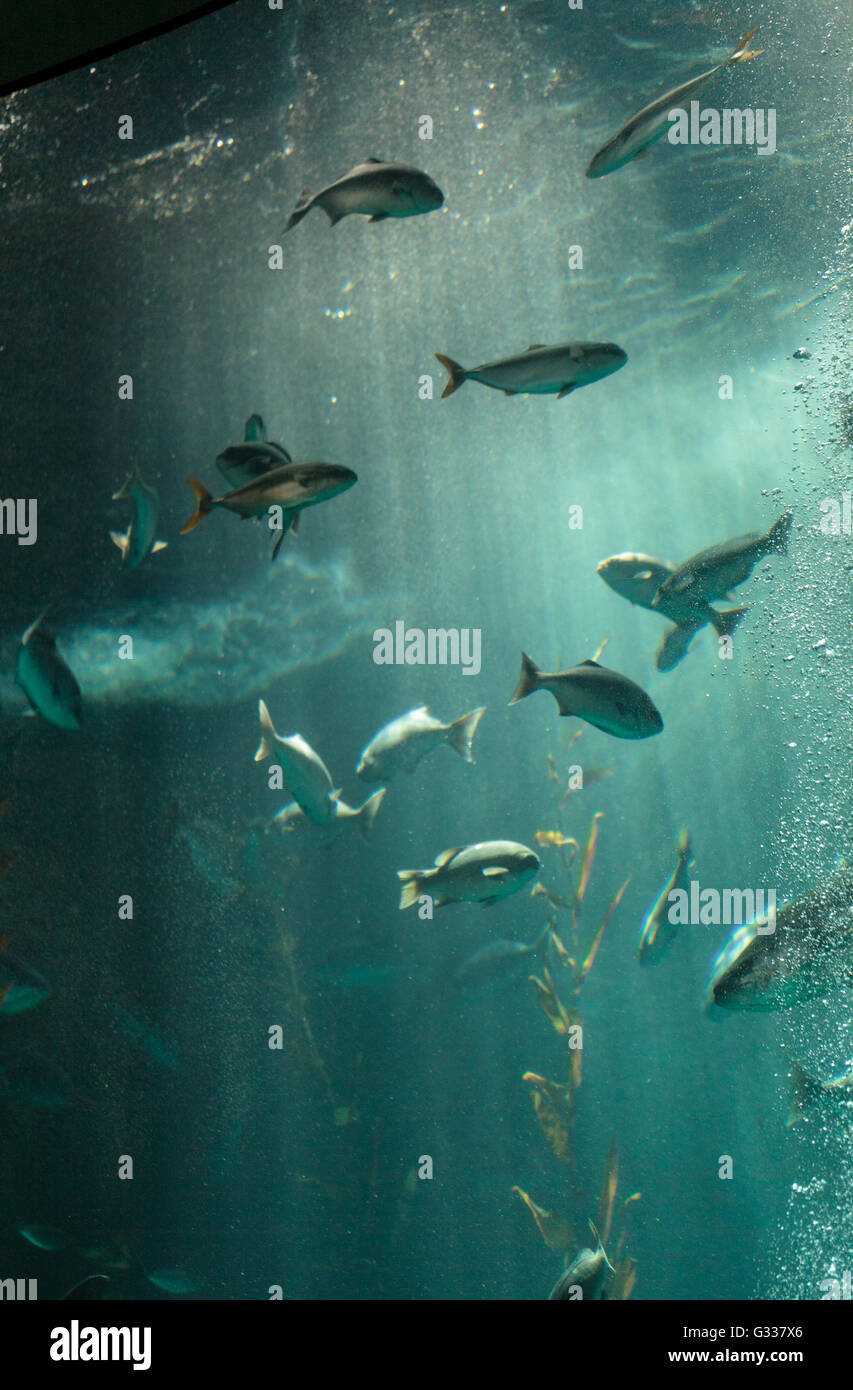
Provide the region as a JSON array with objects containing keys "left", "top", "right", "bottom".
[
  {"left": 285, "top": 189, "right": 314, "bottom": 232},
  {"left": 765, "top": 508, "right": 794, "bottom": 555},
  {"left": 786, "top": 1062, "right": 822, "bottom": 1126},
  {"left": 180, "top": 478, "right": 214, "bottom": 534},
  {"left": 728, "top": 27, "right": 764, "bottom": 64},
  {"left": 254, "top": 699, "right": 276, "bottom": 762},
  {"left": 445, "top": 706, "right": 487, "bottom": 763},
  {"left": 677, "top": 826, "right": 694, "bottom": 870},
  {"left": 711, "top": 605, "right": 749, "bottom": 639},
  {"left": 509, "top": 652, "right": 541, "bottom": 705},
  {"left": 397, "top": 870, "right": 424, "bottom": 910},
  {"left": 435, "top": 353, "right": 467, "bottom": 399},
  {"left": 353, "top": 788, "right": 387, "bottom": 842},
  {"left": 109, "top": 529, "right": 130, "bottom": 557}
]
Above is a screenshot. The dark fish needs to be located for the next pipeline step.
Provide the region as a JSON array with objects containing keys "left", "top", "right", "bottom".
[
  {"left": 216, "top": 413, "right": 293, "bottom": 490},
  {"left": 653, "top": 510, "right": 793, "bottom": 619},
  {"left": 586, "top": 28, "right": 763, "bottom": 177},
  {"left": 436, "top": 341, "right": 627, "bottom": 399},
  {"left": 285, "top": 158, "right": 444, "bottom": 231},
  {"left": 62, "top": 1275, "right": 112, "bottom": 1301},
  {"left": 637, "top": 828, "right": 694, "bottom": 965},
  {"left": 0, "top": 947, "right": 51, "bottom": 1014},
  {"left": 453, "top": 924, "right": 550, "bottom": 985},
  {"left": 110, "top": 468, "right": 168, "bottom": 569},
  {"left": 786, "top": 1062, "right": 853, "bottom": 1126},
  {"left": 16, "top": 612, "right": 83, "bottom": 729},
  {"left": 510, "top": 652, "right": 663, "bottom": 740}
]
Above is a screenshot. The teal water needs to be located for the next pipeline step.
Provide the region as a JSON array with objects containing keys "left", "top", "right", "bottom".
[{"left": 1, "top": 0, "right": 853, "bottom": 1300}]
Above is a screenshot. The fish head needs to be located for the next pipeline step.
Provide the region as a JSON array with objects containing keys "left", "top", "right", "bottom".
[
  {"left": 514, "top": 847, "right": 543, "bottom": 881},
  {"left": 402, "top": 171, "right": 445, "bottom": 212},
  {"left": 581, "top": 341, "right": 628, "bottom": 378},
  {"left": 292, "top": 463, "right": 358, "bottom": 505},
  {"left": 597, "top": 553, "right": 672, "bottom": 605}
]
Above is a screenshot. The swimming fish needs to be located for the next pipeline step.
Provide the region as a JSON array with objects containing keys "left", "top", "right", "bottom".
[
  {"left": 181, "top": 462, "right": 357, "bottom": 561},
  {"left": 110, "top": 468, "right": 168, "bottom": 569},
  {"left": 596, "top": 553, "right": 747, "bottom": 671},
  {"left": 398, "top": 841, "right": 541, "bottom": 910},
  {"left": 637, "top": 828, "right": 694, "bottom": 965},
  {"left": 268, "top": 788, "right": 387, "bottom": 843},
  {"left": 509, "top": 653, "right": 663, "bottom": 740},
  {"left": 216, "top": 413, "right": 293, "bottom": 491},
  {"left": 254, "top": 699, "right": 339, "bottom": 827},
  {"left": 356, "top": 705, "right": 486, "bottom": 782},
  {"left": 704, "top": 866, "right": 853, "bottom": 1013},
  {"left": 586, "top": 28, "right": 764, "bottom": 177},
  {"left": 452, "top": 924, "right": 551, "bottom": 985},
  {"left": 786, "top": 1062, "right": 853, "bottom": 1126},
  {"left": 285, "top": 158, "right": 444, "bottom": 231},
  {"left": 17, "top": 1224, "right": 68, "bottom": 1251},
  {"left": 548, "top": 1222, "right": 614, "bottom": 1299},
  {"left": 146, "top": 1269, "right": 201, "bottom": 1295},
  {"left": 61, "top": 1275, "right": 112, "bottom": 1301},
  {"left": 652, "top": 510, "right": 793, "bottom": 620},
  {"left": 436, "top": 341, "right": 627, "bottom": 399},
  {"left": 16, "top": 612, "right": 83, "bottom": 729},
  {"left": 0, "top": 945, "right": 51, "bottom": 1014}
]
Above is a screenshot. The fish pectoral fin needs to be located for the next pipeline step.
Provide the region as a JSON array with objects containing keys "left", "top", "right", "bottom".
[
  {"left": 482, "top": 867, "right": 509, "bottom": 878},
  {"left": 557, "top": 385, "right": 577, "bottom": 399},
  {"left": 152, "top": 540, "right": 168, "bottom": 554},
  {"left": 326, "top": 210, "right": 344, "bottom": 227},
  {"left": 369, "top": 213, "right": 389, "bottom": 222},
  {"left": 109, "top": 529, "right": 130, "bottom": 555}
]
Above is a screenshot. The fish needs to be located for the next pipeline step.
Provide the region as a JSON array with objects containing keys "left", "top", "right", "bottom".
[
  {"left": 398, "top": 840, "right": 541, "bottom": 910},
  {"left": 596, "top": 553, "right": 747, "bottom": 671},
  {"left": 285, "top": 158, "right": 444, "bottom": 231},
  {"left": 356, "top": 705, "right": 486, "bottom": 782},
  {"left": 146, "top": 1269, "right": 201, "bottom": 1294},
  {"left": 452, "top": 924, "right": 551, "bottom": 985},
  {"left": 704, "top": 866, "right": 853, "bottom": 1013},
  {"left": 254, "top": 699, "right": 340, "bottom": 827},
  {"left": 61, "top": 1274, "right": 112, "bottom": 1301},
  {"left": 786, "top": 1062, "right": 853, "bottom": 1126},
  {"left": 509, "top": 652, "right": 663, "bottom": 741},
  {"left": 16, "top": 612, "right": 83, "bottom": 729},
  {"left": 586, "top": 27, "right": 764, "bottom": 177},
  {"left": 652, "top": 511, "right": 793, "bottom": 619},
  {"left": 268, "top": 787, "right": 386, "bottom": 843},
  {"left": 216, "top": 413, "right": 293, "bottom": 491},
  {"left": 0, "top": 946, "right": 51, "bottom": 1014},
  {"left": 637, "top": 828, "right": 694, "bottom": 965},
  {"left": 110, "top": 468, "right": 168, "bottom": 569},
  {"left": 435, "top": 341, "right": 627, "bottom": 400},
  {"left": 17, "top": 1223, "right": 68, "bottom": 1251},
  {"left": 548, "top": 1222, "right": 614, "bottom": 1300},
  {"left": 181, "top": 462, "right": 357, "bottom": 561}
]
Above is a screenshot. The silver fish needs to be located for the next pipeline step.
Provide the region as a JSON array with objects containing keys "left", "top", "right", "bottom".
[
  {"left": 16, "top": 612, "right": 83, "bottom": 730},
  {"left": 596, "top": 553, "right": 747, "bottom": 671},
  {"left": 436, "top": 341, "right": 627, "bottom": 400},
  {"left": 110, "top": 468, "right": 168, "bottom": 569},
  {"left": 586, "top": 28, "right": 763, "bottom": 177},
  {"left": 181, "top": 462, "right": 357, "bottom": 561},
  {"left": 652, "top": 510, "right": 793, "bottom": 618},
  {"left": 254, "top": 699, "right": 340, "bottom": 827},
  {"left": 285, "top": 158, "right": 444, "bottom": 231},
  {"left": 356, "top": 705, "right": 486, "bottom": 783},
  {"left": 548, "top": 1223, "right": 614, "bottom": 1300},
  {"left": 398, "top": 841, "right": 541, "bottom": 910},
  {"left": 637, "top": 828, "right": 694, "bottom": 966},
  {"left": 509, "top": 652, "right": 663, "bottom": 741},
  {"left": 268, "top": 788, "right": 386, "bottom": 844},
  {"left": 704, "top": 867, "right": 853, "bottom": 1013}
]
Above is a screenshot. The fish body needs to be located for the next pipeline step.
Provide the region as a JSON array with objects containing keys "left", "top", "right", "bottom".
[
  {"left": 216, "top": 413, "right": 292, "bottom": 489},
  {"left": 653, "top": 510, "right": 793, "bottom": 619},
  {"left": 17, "top": 1224, "right": 68, "bottom": 1251},
  {"left": 786, "top": 1062, "right": 853, "bottom": 1126},
  {"left": 0, "top": 949, "right": 51, "bottom": 1014},
  {"left": 704, "top": 867, "right": 853, "bottom": 1013},
  {"left": 596, "top": 553, "right": 747, "bottom": 671},
  {"left": 16, "top": 613, "right": 83, "bottom": 729},
  {"left": 510, "top": 652, "right": 663, "bottom": 740},
  {"left": 181, "top": 462, "right": 357, "bottom": 561},
  {"left": 62, "top": 1275, "right": 112, "bottom": 1301},
  {"left": 398, "top": 840, "right": 541, "bottom": 910},
  {"left": 549, "top": 1224, "right": 614, "bottom": 1299},
  {"left": 356, "top": 705, "right": 486, "bottom": 782},
  {"left": 269, "top": 787, "right": 386, "bottom": 843},
  {"left": 110, "top": 468, "right": 168, "bottom": 569},
  {"left": 637, "top": 828, "right": 694, "bottom": 965},
  {"left": 254, "top": 699, "right": 339, "bottom": 826},
  {"left": 453, "top": 925, "right": 550, "bottom": 985},
  {"left": 436, "top": 341, "right": 626, "bottom": 399},
  {"left": 586, "top": 28, "right": 764, "bottom": 177},
  {"left": 285, "top": 159, "right": 444, "bottom": 231}
]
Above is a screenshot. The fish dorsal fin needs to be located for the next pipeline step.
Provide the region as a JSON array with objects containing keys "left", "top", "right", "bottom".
[
  {"left": 526, "top": 344, "right": 545, "bottom": 351},
  {"left": 578, "top": 659, "right": 602, "bottom": 668},
  {"left": 434, "top": 848, "right": 463, "bottom": 867},
  {"left": 244, "top": 413, "right": 267, "bottom": 443}
]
